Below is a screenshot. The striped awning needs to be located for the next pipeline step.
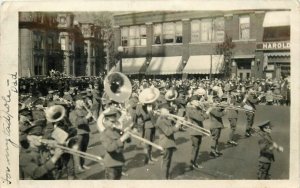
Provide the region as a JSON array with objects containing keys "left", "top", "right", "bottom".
[
  {"left": 111, "top": 58, "right": 147, "bottom": 75},
  {"left": 145, "top": 56, "right": 182, "bottom": 75},
  {"left": 263, "top": 11, "right": 290, "bottom": 27},
  {"left": 182, "top": 55, "right": 223, "bottom": 74}
]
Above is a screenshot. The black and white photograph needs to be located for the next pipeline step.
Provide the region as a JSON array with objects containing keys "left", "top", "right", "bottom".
[{"left": 0, "top": 0, "right": 300, "bottom": 188}]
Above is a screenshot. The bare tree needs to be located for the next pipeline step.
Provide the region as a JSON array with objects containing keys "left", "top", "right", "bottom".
[{"left": 215, "top": 34, "right": 235, "bottom": 79}]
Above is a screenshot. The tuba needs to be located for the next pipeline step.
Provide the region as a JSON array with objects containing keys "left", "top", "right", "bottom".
[
  {"left": 45, "top": 105, "right": 66, "bottom": 123},
  {"left": 104, "top": 72, "right": 132, "bottom": 103}
]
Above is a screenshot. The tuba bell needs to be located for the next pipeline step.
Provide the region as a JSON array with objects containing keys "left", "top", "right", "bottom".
[
  {"left": 45, "top": 105, "right": 66, "bottom": 123},
  {"left": 104, "top": 72, "right": 132, "bottom": 103}
]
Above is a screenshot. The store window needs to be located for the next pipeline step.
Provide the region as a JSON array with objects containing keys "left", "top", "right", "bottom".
[
  {"left": 239, "top": 16, "right": 250, "bottom": 40},
  {"left": 191, "top": 20, "right": 201, "bottom": 42},
  {"left": 121, "top": 27, "right": 129, "bottom": 46},
  {"left": 33, "top": 32, "right": 43, "bottom": 49},
  {"left": 60, "top": 37, "right": 66, "bottom": 50},
  {"left": 34, "top": 56, "right": 43, "bottom": 75},
  {"left": 214, "top": 18, "right": 225, "bottom": 41},
  {"left": 140, "top": 25, "right": 147, "bottom": 46},
  {"left": 201, "top": 19, "right": 212, "bottom": 42},
  {"left": 47, "top": 36, "right": 53, "bottom": 49},
  {"left": 153, "top": 24, "right": 162, "bottom": 44},
  {"left": 129, "top": 26, "right": 140, "bottom": 46},
  {"left": 163, "top": 22, "right": 175, "bottom": 43},
  {"left": 121, "top": 25, "right": 147, "bottom": 47},
  {"left": 153, "top": 22, "right": 182, "bottom": 44},
  {"left": 175, "top": 22, "right": 183, "bottom": 43},
  {"left": 191, "top": 17, "right": 224, "bottom": 43}
]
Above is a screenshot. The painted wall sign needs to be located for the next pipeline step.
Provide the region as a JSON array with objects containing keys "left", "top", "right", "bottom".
[{"left": 256, "top": 41, "right": 290, "bottom": 50}]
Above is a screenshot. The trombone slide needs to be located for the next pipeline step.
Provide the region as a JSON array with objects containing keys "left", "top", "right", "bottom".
[
  {"left": 40, "top": 139, "right": 103, "bottom": 163},
  {"left": 126, "top": 130, "right": 164, "bottom": 151}
]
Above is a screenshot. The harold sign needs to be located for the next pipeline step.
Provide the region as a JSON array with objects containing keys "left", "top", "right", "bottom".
[{"left": 256, "top": 41, "right": 290, "bottom": 50}]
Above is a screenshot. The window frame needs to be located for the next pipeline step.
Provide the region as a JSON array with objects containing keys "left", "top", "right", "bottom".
[{"left": 239, "top": 15, "right": 250, "bottom": 40}]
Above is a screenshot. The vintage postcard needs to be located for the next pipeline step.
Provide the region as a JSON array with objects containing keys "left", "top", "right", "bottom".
[{"left": 0, "top": 0, "right": 299, "bottom": 188}]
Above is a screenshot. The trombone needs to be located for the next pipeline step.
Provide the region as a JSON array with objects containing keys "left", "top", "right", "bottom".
[
  {"left": 40, "top": 139, "right": 104, "bottom": 163},
  {"left": 153, "top": 110, "right": 211, "bottom": 136}
]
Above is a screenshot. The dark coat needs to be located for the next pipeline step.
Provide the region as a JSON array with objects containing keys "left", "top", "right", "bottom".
[
  {"left": 156, "top": 116, "right": 177, "bottom": 149},
  {"left": 100, "top": 127, "right": 125, "bottom": 168},
  {"left": 69, "top": 108, "right": 90, "bottom": 134},
  {"left": 258, "top": 132, "right": 275, "bottom": 163},
  {"left": 185, "top": 104, "right": 207, "bottom": 136},
  {"left": 19, "top": 147, "right": 55, "bottom": 180},
  {"left": 208, "top": 107, "right": 226, "bottom": 129}
]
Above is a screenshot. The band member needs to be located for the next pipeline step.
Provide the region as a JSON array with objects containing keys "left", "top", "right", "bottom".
[
  {"left": 226, "top": 93, "right": 239, "bottom": 146},
  {"left": 156, "top": 102, "right": 181, "bottom": 179},
  {"left": 243, "top": 86, "right": 263, "bottom": 137},
  {"left": 69, "top": 94, "right": 93, "bottom": 172},
  {"left": 185, "top": 95, "right": 208, "bottom": 170},
  {"left": 137, "top": 87, "right": 160, "bottom": 164},
  {"left": 100, "top": 107, "right": 129, "bottom": 180},
  {"left": 256, "top": 120, "right": 283, "bottom": 179},
  {"left": 165, "top": 88, "right": 179, "bottom": 115},
  {"left": 206, "top": 95, "right": 226, "bottom": 158},
  {"left": 19, "top": 121, "right": 64, "bottom": 180}
]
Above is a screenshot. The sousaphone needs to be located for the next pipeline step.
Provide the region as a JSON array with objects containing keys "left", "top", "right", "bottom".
[{"left": 104, "top": 72, "right": 132, "bottom": 103}]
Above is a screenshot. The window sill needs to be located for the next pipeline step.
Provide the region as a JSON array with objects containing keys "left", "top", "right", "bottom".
[
  {"left": 152, "top": 43, "right": 183, "bottom": 47},
  {"left": 123, "top": 45, "right": 147, "bottom": 48},
  {"left": 189, "top": 41, "right": 224, "bottom": 45}
]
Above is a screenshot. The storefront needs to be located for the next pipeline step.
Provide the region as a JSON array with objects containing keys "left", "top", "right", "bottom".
[{"left": 256, "top": 11, "right": 290, "bottom": 80}]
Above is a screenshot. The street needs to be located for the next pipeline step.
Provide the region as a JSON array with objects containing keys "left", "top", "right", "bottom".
[{"left": 76, "top": 105, "right": 290, "bottom": 180}]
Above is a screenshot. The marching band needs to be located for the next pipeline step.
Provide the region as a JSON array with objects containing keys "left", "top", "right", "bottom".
[{"left": 19, "top": 73, "right": 289, "bottom": 180}]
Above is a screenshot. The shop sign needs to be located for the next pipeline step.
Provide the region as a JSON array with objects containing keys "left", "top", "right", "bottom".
[{"left": 256, "top": 41, "right": 290, "bottom": 50}]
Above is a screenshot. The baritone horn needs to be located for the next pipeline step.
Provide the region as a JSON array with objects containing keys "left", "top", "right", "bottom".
[{"left": 104, "top": 72, "right": 132, "bottom": 103}]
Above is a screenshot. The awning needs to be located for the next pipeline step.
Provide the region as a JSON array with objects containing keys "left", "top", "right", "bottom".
[
  {"left": 145, "top": 56, "right": 182, "bottom": 75},
  {"left": 263, "top": 11, "right": 290, "bottom": 27},
  {"left": 182, "top": 55, "right": 223, "bottom": 74},
  {"left": 111, "top": 58, "right": 146, "bottom": 75},
  {"left": 264, "top": 52, "right": 290, "bottom": 57}
]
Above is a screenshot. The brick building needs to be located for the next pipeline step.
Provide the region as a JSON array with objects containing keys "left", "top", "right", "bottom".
[
  {"left": 113, "top": 10, "right": 290, "bottom": 80},
  {"left": 19, "top": 12, "right": 105, "bottom": 77}
]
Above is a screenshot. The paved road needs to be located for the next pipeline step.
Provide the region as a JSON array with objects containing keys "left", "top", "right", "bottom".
[{"left": 76, "top": 105, "right": 290, "bottom": 180}]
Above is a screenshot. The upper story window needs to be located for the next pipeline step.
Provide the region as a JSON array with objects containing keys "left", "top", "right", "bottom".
[
  {"left": 33, "top": 32, "right": 43, "bottom": 49},
  {"left": 191, "top": 17, "right": 224, "bottom": 43},
  {"left": 239, "top": 16, "right": 250, "bottom": 40},
  {"left": 60, "top": 16, "right": 66, "bottom": 24},
  {"left": 47, "top": 36, "right": 53, "bottom": 49},
  {"left": 154, "top": 21, "right": 182, "bottom": 45},
  {"left": 121, "top": 25, "right": 147, "bottom": 47},
  {"left": 60, "top": 37, "right": 66, "bottom": 50}
]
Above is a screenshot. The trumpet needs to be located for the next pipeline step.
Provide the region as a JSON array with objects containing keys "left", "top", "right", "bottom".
[
  {"left": 40, "top": 139, "right": 104, "bottom": 163},
  {"left": 153, "top": 110, "right": 211, "bottom": 136},
  {"left": 250, "top": 128, "right": 284, "bottom": 152},
  {"left": 82, "top": 103, "right": 97, "bottom": 122}
]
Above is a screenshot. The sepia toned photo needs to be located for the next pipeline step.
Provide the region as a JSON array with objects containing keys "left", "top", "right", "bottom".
[
  {"left": 18, "top": 10, "right": 291, "bottom": 180},
  {"left": 0, "top": 1, "right": 299, "bottom": 188}
]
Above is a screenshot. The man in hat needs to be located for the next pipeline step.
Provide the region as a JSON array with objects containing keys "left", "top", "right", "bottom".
[
  {"left": 206, "top": 95, "right": 226, "bottom": 158},
  {"left": 256, "top": 120, "right": 283, "bottom": 179},
  {"left": 136, "top": 87, "right": 160, "bottom": 164},
  {"left": 100, "top": 107, "right": 129, "bottom": 180},
  {"left": 243, "top": 86, "right": 264, "bottom": 137},
  {"left": 185, "top": 95, "right": 208, "bottom": 170},
  {"left": 19, "top": 121, "right": 64, "bottom": 180},
  {"left": 225, "top": 92, "right": 239, "bottom": 146},
  {"left": 69, "top": 94, "right": 93, "bottom": 172},
  {"left": 156, "top": 102, "right": 181, "bottom": 179}
]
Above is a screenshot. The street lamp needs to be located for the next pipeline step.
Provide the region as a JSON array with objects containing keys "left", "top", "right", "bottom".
[{"left": 117, "top": 46, "right": 124, "bottom": 72}]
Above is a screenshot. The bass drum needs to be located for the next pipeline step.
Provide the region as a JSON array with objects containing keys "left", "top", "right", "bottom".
[{"left": 97, "top": 109, "right": 133, "bottom": 133}]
